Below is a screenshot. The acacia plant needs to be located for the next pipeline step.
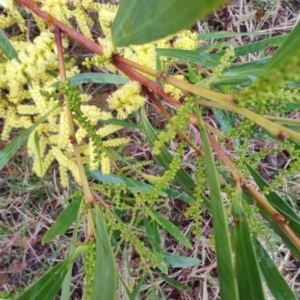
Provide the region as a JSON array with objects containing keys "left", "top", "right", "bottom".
[{"left": 0, "top": 0, "right": 300, "bottom": 299}]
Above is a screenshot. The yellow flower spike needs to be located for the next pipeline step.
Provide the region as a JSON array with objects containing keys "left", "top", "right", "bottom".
[
  {"left": 17, "top": 105, "right": 38, "bottom": 115},
  {"left": 98, "top": 38, "right": 114, "bottom": 61},
  {"left": 27, "top": 130, "right": 37, "bottom": 157},
  {"left": 101, "top": 152, "right": 110, "bottom": 175},
  {"left": 59, "top": 164, "right": 69, "bottom": 188},
  {"left": 89, "top": 143, "right": 99, "bottom": 171},
  {"left": 0, "top": 102, "right": 7, "bottom": 118},
  {"left": 1, "top": 122, "right": 12, "bottom": 141},
  {"left": 97, "top": 4, "right": 117, "bottom": 39},
  {"left": 41, "top": 0, "right": 72, "bottom": 25},
  {"left": 15, "top": 116, "right": 33, "bottom": 129},
  {"left": 103, "top": 138, "right": 129, "bottom": 147},
  {"left": 75, "top": 127, "right": 87, "bottom": 145},
  {"left": 40, "top": 151, "right": 54, "bottom": 177},
  {"left": 68, "top": 163, "right": 81, "bottom": 184},
  {"left": 1, "top": 107, "right": 15, "bottom": 140},
  {"left": 80, "top": 93, "right": 92, "bottom": 103},
  {"left": 51, "top": 147, "right": 81, "bottom": 184},
  {"left": 73, "top": 7, "right": 92, "bottom": 39},
  {"left": 173, "top": 30, "right": 198, "bottom": 50},
  {"left": 2, "top": 3, "right": 26, "bottom": 32},
  {"left": 123, "top": 44, "right": 157, "bottom": 72},
  {"left": 32, "top": 14, "right": 46, "bottom": 32},
  {"left": 80, "top": 105, "right": 103, "bottom": 126},
  {"left": 107, "top": 81, "right": 146, "bottom": 120},
  {"left": 163, "top": 75, "right": 185, "bottom": 101},
  {"left": 97, "top": 125, "right": 123, "bottom": 138},
  {"left": 58, "top": 110, "right": 70, "bottom": 149}
]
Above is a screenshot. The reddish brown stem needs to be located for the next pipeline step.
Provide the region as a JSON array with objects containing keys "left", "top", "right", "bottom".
[
  {"left": 17, "top": 0, "right": 103, "bottom": 55},
  {"left": 54, "top": 27, "right": 95, "bottom": 205}
]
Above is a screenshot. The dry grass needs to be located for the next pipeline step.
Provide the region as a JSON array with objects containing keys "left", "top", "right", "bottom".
[{"left": 1, "top": 0, "right": 300, "bottom": 299}]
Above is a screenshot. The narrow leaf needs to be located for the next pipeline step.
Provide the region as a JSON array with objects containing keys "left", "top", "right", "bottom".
[
  {"left": 16, "top": 245, "right": 85, "bottom": 300},
  {"left": 0, "top": 29, "right": 18, "bottom": 60},
  {"left": 34, "top": 130, "right": 43, "bottom": 175},
  {"left": 112, "top": 0, "right": 226, "bottom": 46},
  {"left": 218, "top": 35, "right": 286, "bottom": 57},
  {"left": 253, "top": 237, "right": 297, "bottom": 300},
  {"left": 243, "top": 190, "right": 300, "bottom": 260},
  {"left": 149, "top": 209, "right": 192, "bottom": 249},
  {"left": 262, "top": 21, "right": 300, "bottom": 74},
  {"left": 214, "top": 57, "right": 271, "bottom": 86},
  {"left": 0, "top": 102, "right": 61, "bottom": 170},
  {"left": 157, "top": 272, "right": 190, "bottom": 291},
  {"left": 197, "top": 108, "right": 239, "bottom": 300},
  {"left": 199, "top": 31, "right": 273, "bottom": 40},
  {"left": 61, "top": 200, "right": 83, "bottom": 300},
  {"left": 118, "top": 275, "right": 135, "bottom": 300},
  {"left": 162, "top": 252, "right": 198, "bottom": 268},
  {"left": 143, "top": 217, "right": 162, "bottom": 253},
  {"left": 231, "top": 187, "right": 266, "bottom": 300},
  {"left": 42, "top": 195, "right": 82, "bottom": 244},
  {"left": 92, "top": 206, "right": 117, "bottom": 300},
  {"left": 87, "top": 166, "right": 193, "bottom": 204},
  {"left": 156, "top": 48, "right": 220, "bottom": 68},
  {"left": 220, "top": 172, "right": 300, "bottom": 260},
  {"left": 131, "top": 276, "right": 145, "bottom": 299},
  {"left": 66, "top": 73, "right": 129, "bottom": 86},
  {"left": 247, "top": 164, "right": 300, "bottom": 237}
]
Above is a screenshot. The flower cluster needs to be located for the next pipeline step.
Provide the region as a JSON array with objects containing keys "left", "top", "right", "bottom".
[
  {"left": 0, "top": 31, "right": 126, "bottom": 186},
  {"left": 107, "top": 81, "right": 146, "bottom": 120},
  {"left": 0, "top": 1, "right": 199, "bottom": 188},
  {"left": 163, "top": 74, "right": 185, "bottom": 100}
]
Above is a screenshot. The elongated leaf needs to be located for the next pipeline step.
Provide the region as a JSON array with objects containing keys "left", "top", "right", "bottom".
[
  {"left": 157, "top": 272, "right": 190, "bottom": 291},
  {"left": 34, "top": 130, "right": 43, "bottom": 175},
  {"left": 67, "top": 73, "right": 129, "bottom": 86},
  {"left": 262, "top": 21, "right": 300, "bottom": 74},
  {"left": 0, "top": 29, "right": 18, "bottom": 60},
  {"left": 42, "top": 196, "right": 82, "bottom": 244},
  {"left": 162, "top": 252, "right": 198, "bottom": 268},
  {"left": 143, "top": 217, "right": 167, "bottom": 273},
  {"left": 214, "top": 57, "right": 271, "bottom": 86},
  {"left": 143, "top": 217, "right": 168, "bottom": 274},
  {"left": 198, "top": 31, "right": 273, "bottom": 40},
  {"left": 197, "top": 109, "right": 239, "bottom": 300},
  {"left": 92, "top": 206, "right": 117, "bottom": 300},
  {"left": 231, "top": 187, "right": 266, "bottom": 300},
  {"left": 61, "top": 199, "right": 82, "bottom": 300},
  {"left": 16, "top": 245, "right": 85, "bottom": 300},
  {"left": 112, "top": 0, "right": 226, "bottom": 46},
  {"left": 131, "top": 276, "right": 145, "bottom": 299},
  {"left": 149, "top": 209, "right": 192, "bottom": 249},
  {"left": 118, "top": 275, "right": 135, "bottom": 300},
  {"left": 0, "top": 102, "right": 61, "bottom": 170},
  {"left": 144, "top": 217, "right": 162, "bottom": 253},
  {"left": 87, "top": 169, "right": 192, "bottom": 203},
  {"left": 52, "top": 73, "right": 129, "bottom": 88},
  {"left": 243, "top": 190, "right": 300, "bottom": 261},
  {"left": 156, "top": 48, "right": 220, "bottom": 68},
  {"left": 247, "top": 164, "right": 300, "bottom": 236},
  {"left": 220, "top": 171, "right": 300, "bottom": 260},
  {"left": 218, "top": 35, "right": 286, "bottom": 57},
  {"left": 212, "top": 109, "right": 239, "bottom": 146},
  {"left": 253, "top": 237, "right": 297, "bottom": 300}
]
